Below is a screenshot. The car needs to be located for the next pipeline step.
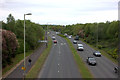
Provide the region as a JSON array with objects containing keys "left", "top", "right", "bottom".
[
  {"left": 93, "top": 51, "right": 101, "bottom": 57},
  {"left": 86, "top": 57, "right": 97, "bottom": 66},
  {"left": 53, "top": 40, "right": 57, "bottom": 43},
  {"left": 73, "top": 40, "right": 77, "bottom": 44},
  {"left": 74, "top": 36, "right": 79, "bottom": 40},
  {"left": 77, "top": 44, "right": 84, "bottom": 51},
  {"left": 114, "top": 67, "right": 118, "bottom": 73},
  {"left": 52, "top": 36, "right": 55, "bottom": 40},
  {"left": 52, "top": 34, "right": 55, "bottom": 36},
  {"left": 56, "top": 32, "right": 60, "bottom": 35},
  {"left": 64, "top": 33, "right": 68, "bottom": 37},
  {"left": 68, "top": 36, "right": 72, "bottom": 39}
]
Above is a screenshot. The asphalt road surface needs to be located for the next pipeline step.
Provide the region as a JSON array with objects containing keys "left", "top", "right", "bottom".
[
  {"left": 38, "top": 32, "right": 81, "bottom": 78},
  {"left": 70, "top": 37, "right": 118, "bottom": 78}
]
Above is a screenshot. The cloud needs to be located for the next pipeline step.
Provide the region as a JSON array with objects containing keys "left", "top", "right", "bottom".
[{"left": 0, "top": 0, "right": 119, "bottom": 25}]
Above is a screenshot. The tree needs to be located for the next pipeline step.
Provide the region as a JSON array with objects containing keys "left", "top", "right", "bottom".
[{"left": 6, "top": 14, "right": 15, "bottom": 33}]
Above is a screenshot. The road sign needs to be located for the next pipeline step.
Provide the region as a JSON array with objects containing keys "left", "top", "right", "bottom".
[
  {"left": 21, "top": 67, "right": 26, "bottom": 71},
  {"left": 38, "top": 40, "right": 47, "bottom": 43}
]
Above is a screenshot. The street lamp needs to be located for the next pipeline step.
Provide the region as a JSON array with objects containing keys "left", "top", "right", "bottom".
[{"left": 24, "top": 13, "right": 32, "bottom": 77}]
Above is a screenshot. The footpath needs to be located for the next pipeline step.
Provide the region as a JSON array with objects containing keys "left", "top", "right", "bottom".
[{"left": 2, "top": 43, "right": 46, "bottom": 79}]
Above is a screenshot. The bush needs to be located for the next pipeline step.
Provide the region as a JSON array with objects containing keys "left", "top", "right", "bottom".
[
  {"left": 2, "top": 29, "right": 18, "bottom": 68},
  {"left": 98, "top": 45, "right": 102, "bottom": 49}
]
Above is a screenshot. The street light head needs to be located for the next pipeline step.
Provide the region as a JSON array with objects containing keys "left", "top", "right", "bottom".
[{"left": 25, "top": 13, "right": 32, "bottom": 15}]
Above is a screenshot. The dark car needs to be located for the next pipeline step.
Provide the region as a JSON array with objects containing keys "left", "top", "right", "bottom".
[
  {"left": 73, "top": 40, "right": 77, "bottom": 44},
  {"left": 86, "top": 57, "right": 97, "bottom": 66},
  {"left": 74, "top": 36, "right": 79, "bottom": 40},
  {"left": 53, "top": 40, "right": 57, "bottom": 43},
  {"left": 93, "top": 51, "right": 101, "bottom": 57},
  {"left": 114, "top": 67, "right": 118, "bottom": 73}
]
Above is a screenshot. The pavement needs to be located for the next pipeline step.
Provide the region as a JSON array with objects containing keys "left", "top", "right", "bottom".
[
  {"left": 3, "top": 43, "right": 46, "bottom": 79},
  {"left": 70, "top": 37, "right": 118, "bottom": 78},
  {"left": 38, "top": 32, "right": 81, "bottom": 78}
]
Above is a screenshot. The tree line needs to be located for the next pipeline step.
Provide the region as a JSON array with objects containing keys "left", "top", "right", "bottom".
[
  {"left": 49, "top": 21, "right": 118, "bottom": 59},
  {"left": 2, "top": 14, "right": 45, "bottom": 68}
]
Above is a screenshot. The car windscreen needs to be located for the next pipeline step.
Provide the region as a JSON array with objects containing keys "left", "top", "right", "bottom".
[{"left": 89, "top": 58, "right": 95, "bottom": 61}]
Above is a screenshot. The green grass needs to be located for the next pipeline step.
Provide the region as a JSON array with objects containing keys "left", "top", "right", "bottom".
[
  {"left": 59, "top": 34, "right": 93, "bottom": 78},
  {"left": 2, "top": 50, "right": 33, "bottom": 75},
  {"left": 26, "top": 37, "right": 52, "bottom": 78},
  {"left": 80, "top": 39, "right": 117, "bottom": 64}
]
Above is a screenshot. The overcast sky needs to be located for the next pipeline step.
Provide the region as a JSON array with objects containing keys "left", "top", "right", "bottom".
[{"left": 0, "top": 0, "right": 119, "bottom": 25}]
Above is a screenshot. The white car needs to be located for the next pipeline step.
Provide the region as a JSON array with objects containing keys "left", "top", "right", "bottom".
[
  {"left": 93, "top": 51, "right": 101, "bottom": 57},
  {"left": 64, "top": 33, "right": 68, "bottom": 37},
  {"left": 73, "top": 40, "right": 77, "bottom": 44},
  {"left": 68, "top": 36, "right": 72, "bottom": 39},
  {"left": 52, "top": 36, "right": 55, "bottom": 40},
  {"left": 77, "top": 44, "right": 84, "bottom": 51}
]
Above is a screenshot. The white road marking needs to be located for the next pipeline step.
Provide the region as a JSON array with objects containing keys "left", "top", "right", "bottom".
[
  {"left": 61, "top": 43, "right": 63, "bottom": 45},
  {"left": 58, "top": 64, "right": 60, "bottom": 66},
  {"left": 58, "top": 70, "right": 59, "bottom": 72}
]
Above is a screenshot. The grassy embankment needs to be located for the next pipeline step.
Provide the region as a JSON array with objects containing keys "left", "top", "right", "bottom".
[
  {"left": 3, "top": 39, "right": 44, "bottom": 76},
  {"left": 3, "top": 50, "right": 33, "bottom": 75},
  {"left": 80, "top": 39, "right": 117, "bottom": 64},
  {"left": 26, "top": 37, "right": 52, "bottom": 78}
]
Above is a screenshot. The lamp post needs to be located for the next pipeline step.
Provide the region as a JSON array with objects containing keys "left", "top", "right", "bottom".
[
  {"left": 46, "top": 22, "right": 50, "bottom": 47},
  {"left": 23, "top": 13, "right": 32, "bottom": 78}
]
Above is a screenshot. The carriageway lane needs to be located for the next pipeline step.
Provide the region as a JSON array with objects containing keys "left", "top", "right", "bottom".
[
  {"left": 38, "top": 33, "right": 81, "bottom": 78},
  {"left": 70, "top": 37, "right": 117, "bottom": 78}
]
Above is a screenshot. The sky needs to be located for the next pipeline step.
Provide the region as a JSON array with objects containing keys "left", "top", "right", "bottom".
[{"left": 0, "top": 0, "right": 119, "bottom": 25}]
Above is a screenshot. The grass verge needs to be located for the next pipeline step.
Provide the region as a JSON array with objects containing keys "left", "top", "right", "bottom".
[
  {"left": 2, "top": 50, "right": 33, "bottom": 75},
  {"left": 59, "top": 34, "right": 93, "bottom": 78},
  {"left": 26, "top": 37, "right": 52, "bottom": 78},
  {"left": 80, "top": 39, "right": 117, "bottom": 64}
]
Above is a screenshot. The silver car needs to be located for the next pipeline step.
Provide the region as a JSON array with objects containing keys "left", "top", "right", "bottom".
[{"left": 93, "top": 51, "right": 101, "bottom": 57}]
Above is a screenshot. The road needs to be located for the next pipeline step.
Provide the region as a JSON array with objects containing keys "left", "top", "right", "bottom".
[
  {"left": 38, "top": 32, "right": 81, "bottom": 78},
  {"left": 70, "top": 37, "right": 118, "bottom": 78}
]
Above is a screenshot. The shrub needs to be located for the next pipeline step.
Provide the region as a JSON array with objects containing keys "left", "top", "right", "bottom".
[
  {"left": 2, "top": 29, "right": 18, "bottom": 68},
  {"left": 98, "top": 45, "right": 102, "bottom": 49}
]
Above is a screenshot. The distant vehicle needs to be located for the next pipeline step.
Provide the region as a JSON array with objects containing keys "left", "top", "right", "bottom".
[
  {"left": 86, "top": 57, "right": 97, "bottom": 66},
  {"left": 74, "top": 36, "right": 79, "bottom": 40},
  {"left": 52, "top": 36, "right": 55, "bottom": 40},
  {"left": 93, "top": 51, "right": 101, "bottom": 57},
  {"left": 52, "top": 34, "right": 55, "bottom": 36},
  {"left": 64, "top": 33, "right": 67, "bottom": 37},
  {"left": 73, "top": 40, "right": 77, "bottom": 44},
  {"left": 56, "top": 32, "right": 60, "bottom": 34},
  {"left": 68, "top": 36, "right": 72, "bottom": 39},
  {"left": 53, "top": 40, "right": 57, "bottom": 43},
  {"left": 114, "top": 67, "right": 118, "bottom": 73},
  {"left": 77, "top": 44, "right": 84, "bottom": 51}
]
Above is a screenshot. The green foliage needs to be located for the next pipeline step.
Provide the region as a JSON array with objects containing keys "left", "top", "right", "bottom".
[
  {"left": 49, "top": 20, "right": 118, "bottom": 60},
  {"left": 2, "top": 14, "right": 44, "bottom": 68},
  {"left": 98, "top": 45, "right": 102, "bottom": 49}
]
